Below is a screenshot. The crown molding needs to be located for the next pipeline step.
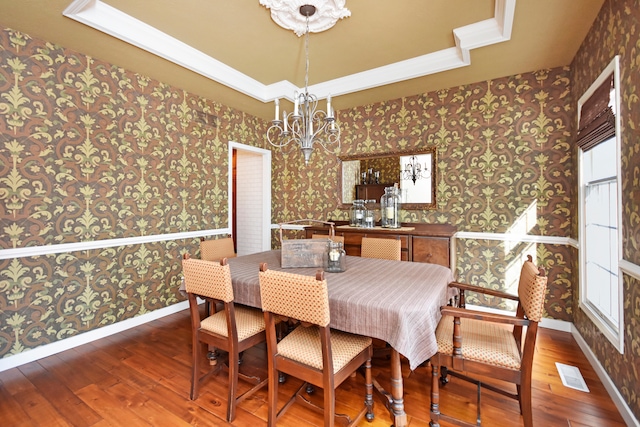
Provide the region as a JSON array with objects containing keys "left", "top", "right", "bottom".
[{"left": 63, "top": 0, "right": 516, "bottom": 104}]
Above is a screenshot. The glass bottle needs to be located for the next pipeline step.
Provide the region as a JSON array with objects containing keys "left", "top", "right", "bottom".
[
  {"left": 350, "top": 200, "right": 365, "bottom": 227},
  {"left": 323, "top": 241, "right": 346, "bottom": 273},
  {"left": 363, "top": 199, "right": 375, "bottom": 228},
  {"left": 381, "top": 185, "right": 401, "bottom": 228}
]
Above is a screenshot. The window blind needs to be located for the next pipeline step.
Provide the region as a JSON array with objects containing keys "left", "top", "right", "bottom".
[{"left": 577, "top": 73, "right": 615, "bottom": 151}]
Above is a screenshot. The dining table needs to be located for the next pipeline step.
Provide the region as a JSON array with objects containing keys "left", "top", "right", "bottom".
[{"left": 224, "top": 249, "right": 456, "bottom": 427}]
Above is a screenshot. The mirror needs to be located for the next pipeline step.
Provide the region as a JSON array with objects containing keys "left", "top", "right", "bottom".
[{"left": 340, "top": 148, "right": 437, "bottom": 210}]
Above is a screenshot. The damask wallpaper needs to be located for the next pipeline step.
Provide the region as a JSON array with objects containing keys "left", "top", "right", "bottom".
[
  {"left": 271, "top": 66, "right": 575, "bottom": 320},
  {"left": 268, "top": 1, "right": 639, "bottom": 413},
  {"left": 569, "top": 0, "right": 640, "bottom": 420},
  {"left": 1, "top": 1, "right": 639, "bottom": 419},
  {"left": 0, "top": 28, "right": 266, "bottom": 358}
]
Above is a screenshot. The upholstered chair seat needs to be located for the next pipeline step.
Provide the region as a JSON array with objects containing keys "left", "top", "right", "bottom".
[
  {"left": 200, "top": 305, "right": 267, "bottom": 341},
  {"left": 277, "top": 325, "right": 372, "bottom": 372},
  {"left": 436, "top": 316, "right": 521, "bottom": 370}
]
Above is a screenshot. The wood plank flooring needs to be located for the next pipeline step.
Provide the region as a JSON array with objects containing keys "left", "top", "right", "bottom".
[{"left": 0, "top": 309, "right": 627, "bottom": 426}]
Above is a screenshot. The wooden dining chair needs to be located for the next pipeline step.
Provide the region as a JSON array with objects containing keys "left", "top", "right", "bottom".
[
  {"left": 429, "top": 255, "right": 548, "bottom": 427},
  {"left": 200, "top": 235, "right": 236, "bottom": 262},
  {"left": 182, "top": 254, "right": 267, "bottom": 422},
  {"left": 360, "top": 236, "right": 401, "bottom": 260},
  {"left": 199, "top": 235, "right": 237, "bottom": 316},
  {"left": 312, "top": 233, "right": 345, "bottom": 244},
  {"left": 258, "top": 263, "right": 374, "bottom": 427}
]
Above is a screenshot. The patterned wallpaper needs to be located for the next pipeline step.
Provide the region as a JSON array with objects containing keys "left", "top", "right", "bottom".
[
  {"left": 569, "top": 0, "right": 640, "bottom": 419},
  {"left": 1, "top": 5, "right": 638, "bottom": 418},
  {"left": 0, "top": 28, "right": 266, "bottom": 358},
  {"left": 271, "top": 67, "right": 575, "bottom": 321}
]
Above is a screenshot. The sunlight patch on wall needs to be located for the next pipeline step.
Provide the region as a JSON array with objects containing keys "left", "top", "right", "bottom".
[{"left": 504, "top": 200, "right": 537, "bottom": 255}]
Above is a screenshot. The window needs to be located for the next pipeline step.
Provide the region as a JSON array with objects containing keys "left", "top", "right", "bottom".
[{"left": 578, "top": 57, "right": 623, "bottom": 352}]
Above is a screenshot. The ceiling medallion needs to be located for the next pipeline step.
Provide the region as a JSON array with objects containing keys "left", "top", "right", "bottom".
[{"left": 259, "top": 0, "right": 351, "bottom": 36}]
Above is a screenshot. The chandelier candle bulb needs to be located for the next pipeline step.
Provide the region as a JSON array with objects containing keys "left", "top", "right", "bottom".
[
  {"left": 327, "top": 94, "right": 332, "bottom": 117},
  {"left": 283, "top": 110, "right": 287, "bottom": 132},
  {"left": 275, "top": 98, "right": 279, "bottom": 121}
]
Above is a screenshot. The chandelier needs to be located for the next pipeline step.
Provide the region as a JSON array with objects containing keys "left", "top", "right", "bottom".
[
  {"left": 265, "top": 5, "right": 341, "bottom": 165},
  {"left": 402, "top": 155, "right": 431, "bottom": 184}
]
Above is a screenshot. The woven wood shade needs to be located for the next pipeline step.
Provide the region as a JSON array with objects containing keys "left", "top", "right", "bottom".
[{"left": 577, "top": 73, "right": 615, "bottom": 151}]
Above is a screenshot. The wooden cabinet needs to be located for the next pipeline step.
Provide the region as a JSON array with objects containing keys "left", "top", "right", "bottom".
[
  {"left": 412, "top": 236, "right": 451, "bottom": 266},
  {"left": 305, "top": 221, "right": 456, "bottom": 268},
  {"left": 355, "top": 184, "right": 392, "bottom": 203}
]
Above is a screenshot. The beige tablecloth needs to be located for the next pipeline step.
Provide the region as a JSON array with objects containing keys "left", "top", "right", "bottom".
[{"left": 227, "top": 250, "right": 456, "bottom": 370}]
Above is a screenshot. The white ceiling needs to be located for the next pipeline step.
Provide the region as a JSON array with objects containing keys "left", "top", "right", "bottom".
[{"left": 1, "top": 0, "right": 606, "bottom": 120}]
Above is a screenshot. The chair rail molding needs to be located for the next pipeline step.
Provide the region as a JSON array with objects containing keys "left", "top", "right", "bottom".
[
  {"left": 620, "top": 258, "right": 640, "bottom": 281},
  {"left": 0, "top": 228, "right": 231, "bottom": 260},
  {"left": 454, "top": 231, "right": 579, "bottom": 248}
]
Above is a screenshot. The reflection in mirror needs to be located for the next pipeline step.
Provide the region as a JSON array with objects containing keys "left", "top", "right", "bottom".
[
  {"left": 340, "top": 149, "right": 436, "bottom": 209},
  {"left": 399, "top": 154, "right": 433, "bottom": 204}
]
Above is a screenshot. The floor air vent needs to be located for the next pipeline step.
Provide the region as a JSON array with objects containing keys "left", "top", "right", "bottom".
[{"left": 556, "top": 362, "right": 590, "bottom": 392}]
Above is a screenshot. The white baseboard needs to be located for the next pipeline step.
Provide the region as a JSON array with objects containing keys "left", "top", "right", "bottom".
[
  {"left": 571, "top": 325, "right": 639, "bottom": 427},
  {"left": 540, "top": 316, "right": 572, "bottom": 332},
  {"left": 0, "top": 301, "right": 190, "bottom": 373}
]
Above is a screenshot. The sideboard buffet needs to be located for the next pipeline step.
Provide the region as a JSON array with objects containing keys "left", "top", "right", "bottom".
[{"left": 304, "top": 221, "right": 456, "bottom": 269}]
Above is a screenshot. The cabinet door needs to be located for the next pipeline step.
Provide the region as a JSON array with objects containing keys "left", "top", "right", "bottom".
[
  {"left": 412, "top": 236, "right": 450, "bottom": 267},
  {"left": 342, "top": 231, "right": 365, "bottom": 257}
]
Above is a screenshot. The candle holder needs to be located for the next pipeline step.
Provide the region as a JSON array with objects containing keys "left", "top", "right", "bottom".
[{"left": 323, "top": 241, "right": 346, "bottom": 273}]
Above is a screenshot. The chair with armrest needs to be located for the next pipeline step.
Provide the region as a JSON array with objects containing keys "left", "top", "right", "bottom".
[
  {"left": 258, "top": 263, "right": 374, "bottom": 427},
  {"left": 360, "top": 236, "right": 401, "bottom": 261},
  {"left": 429, "top": 255, "right": 548, "bottom": 427},
  {"left": 200, "top": 235, "right": 236, "bottom": 262},
  {"left": 182, "top": 254, "right": 267, "bottom": 422}
]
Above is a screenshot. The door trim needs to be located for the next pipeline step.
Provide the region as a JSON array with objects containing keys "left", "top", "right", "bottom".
[{"left": 228, "top": 141, "right": 272, "bottom": 252}]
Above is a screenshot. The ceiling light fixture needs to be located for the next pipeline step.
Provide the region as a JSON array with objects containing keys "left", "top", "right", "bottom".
[{"left": 265, "top": 5, "right": 341, "bottom": 165}]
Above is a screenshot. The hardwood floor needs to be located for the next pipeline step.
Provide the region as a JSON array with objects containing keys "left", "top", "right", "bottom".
[{"left": 0, "top": 309, "right": 627, "bottom": 427}]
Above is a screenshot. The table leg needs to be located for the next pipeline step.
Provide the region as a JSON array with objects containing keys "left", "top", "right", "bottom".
[
  {"left": 389, "top": 349, "right": 408, "bottom": 427},
  {"left": 371, "top": 348, "right": 408, "bottom": 427}
]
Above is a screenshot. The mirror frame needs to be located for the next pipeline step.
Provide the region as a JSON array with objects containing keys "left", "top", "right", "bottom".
[{"left": 339, "top": 148, "right": 437, "bottom": 210}]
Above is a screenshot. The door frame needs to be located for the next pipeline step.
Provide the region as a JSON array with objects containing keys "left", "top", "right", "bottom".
[{"left": 228, "top": 141, "right": 272, "bottom": 252}]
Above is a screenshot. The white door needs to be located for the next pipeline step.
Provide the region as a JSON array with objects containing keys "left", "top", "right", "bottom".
[{"left": 229, "top": 142, "right": 271, "bottom": 255}]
